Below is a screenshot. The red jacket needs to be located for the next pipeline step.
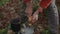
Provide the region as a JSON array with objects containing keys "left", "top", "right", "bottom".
[
  {"left": 24, "top": 0, "right": 51, "bottom": 9},
  {"left": 40, "top": 0, "right": 51, "bottom": 8}
]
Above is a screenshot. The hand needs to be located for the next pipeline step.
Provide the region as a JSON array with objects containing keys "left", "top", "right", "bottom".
[
  {"left": 28, "top": 11, "right": 38, "bottom": 24},
  {"left": 31, "top": 6, "right": 43, "bottom": 23},
  {"left": 32, "top": 10, "right": 39, "bottom": 23}
]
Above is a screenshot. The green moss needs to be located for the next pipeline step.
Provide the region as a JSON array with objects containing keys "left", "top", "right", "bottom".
[
  {"left": 0, "top": 0, "right": 3, "bottom": 7},
  {"left": 0, "top": 0, "right": 9, "bottom": 7},
  {"left": 0, "top": 29, "right": 7, "bottom": 34}
]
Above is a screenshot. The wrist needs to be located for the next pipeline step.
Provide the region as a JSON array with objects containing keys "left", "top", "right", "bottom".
[{"left": 38, "top": 6, "right": 43, "bottom": 13}]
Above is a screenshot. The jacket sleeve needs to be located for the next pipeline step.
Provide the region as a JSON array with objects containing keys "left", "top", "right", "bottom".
[{"left": 40, "top": 0, "right": 51, "bottom": 9}]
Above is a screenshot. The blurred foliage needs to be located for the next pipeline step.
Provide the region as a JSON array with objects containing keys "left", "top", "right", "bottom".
[
  {"left": 0, "top": 0, "right": 60, "bottom": 34},
  {"left": 57, "top": 3, "right": 60, "bottom": 12},
  {"left": 0, "top": 29, "right": 7, "bottom": 34},
  {"left": 0, "top": 0, "right": 9, "bottom": 7},
  {"left": 0, "top": 13, "right": 4, "bottom": 18},
  {"left": 0, "top": 1, "right": 47, "bottom": 34},
  {"left": 33, "top": 5, "right": 38, "bottom": 11}
]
